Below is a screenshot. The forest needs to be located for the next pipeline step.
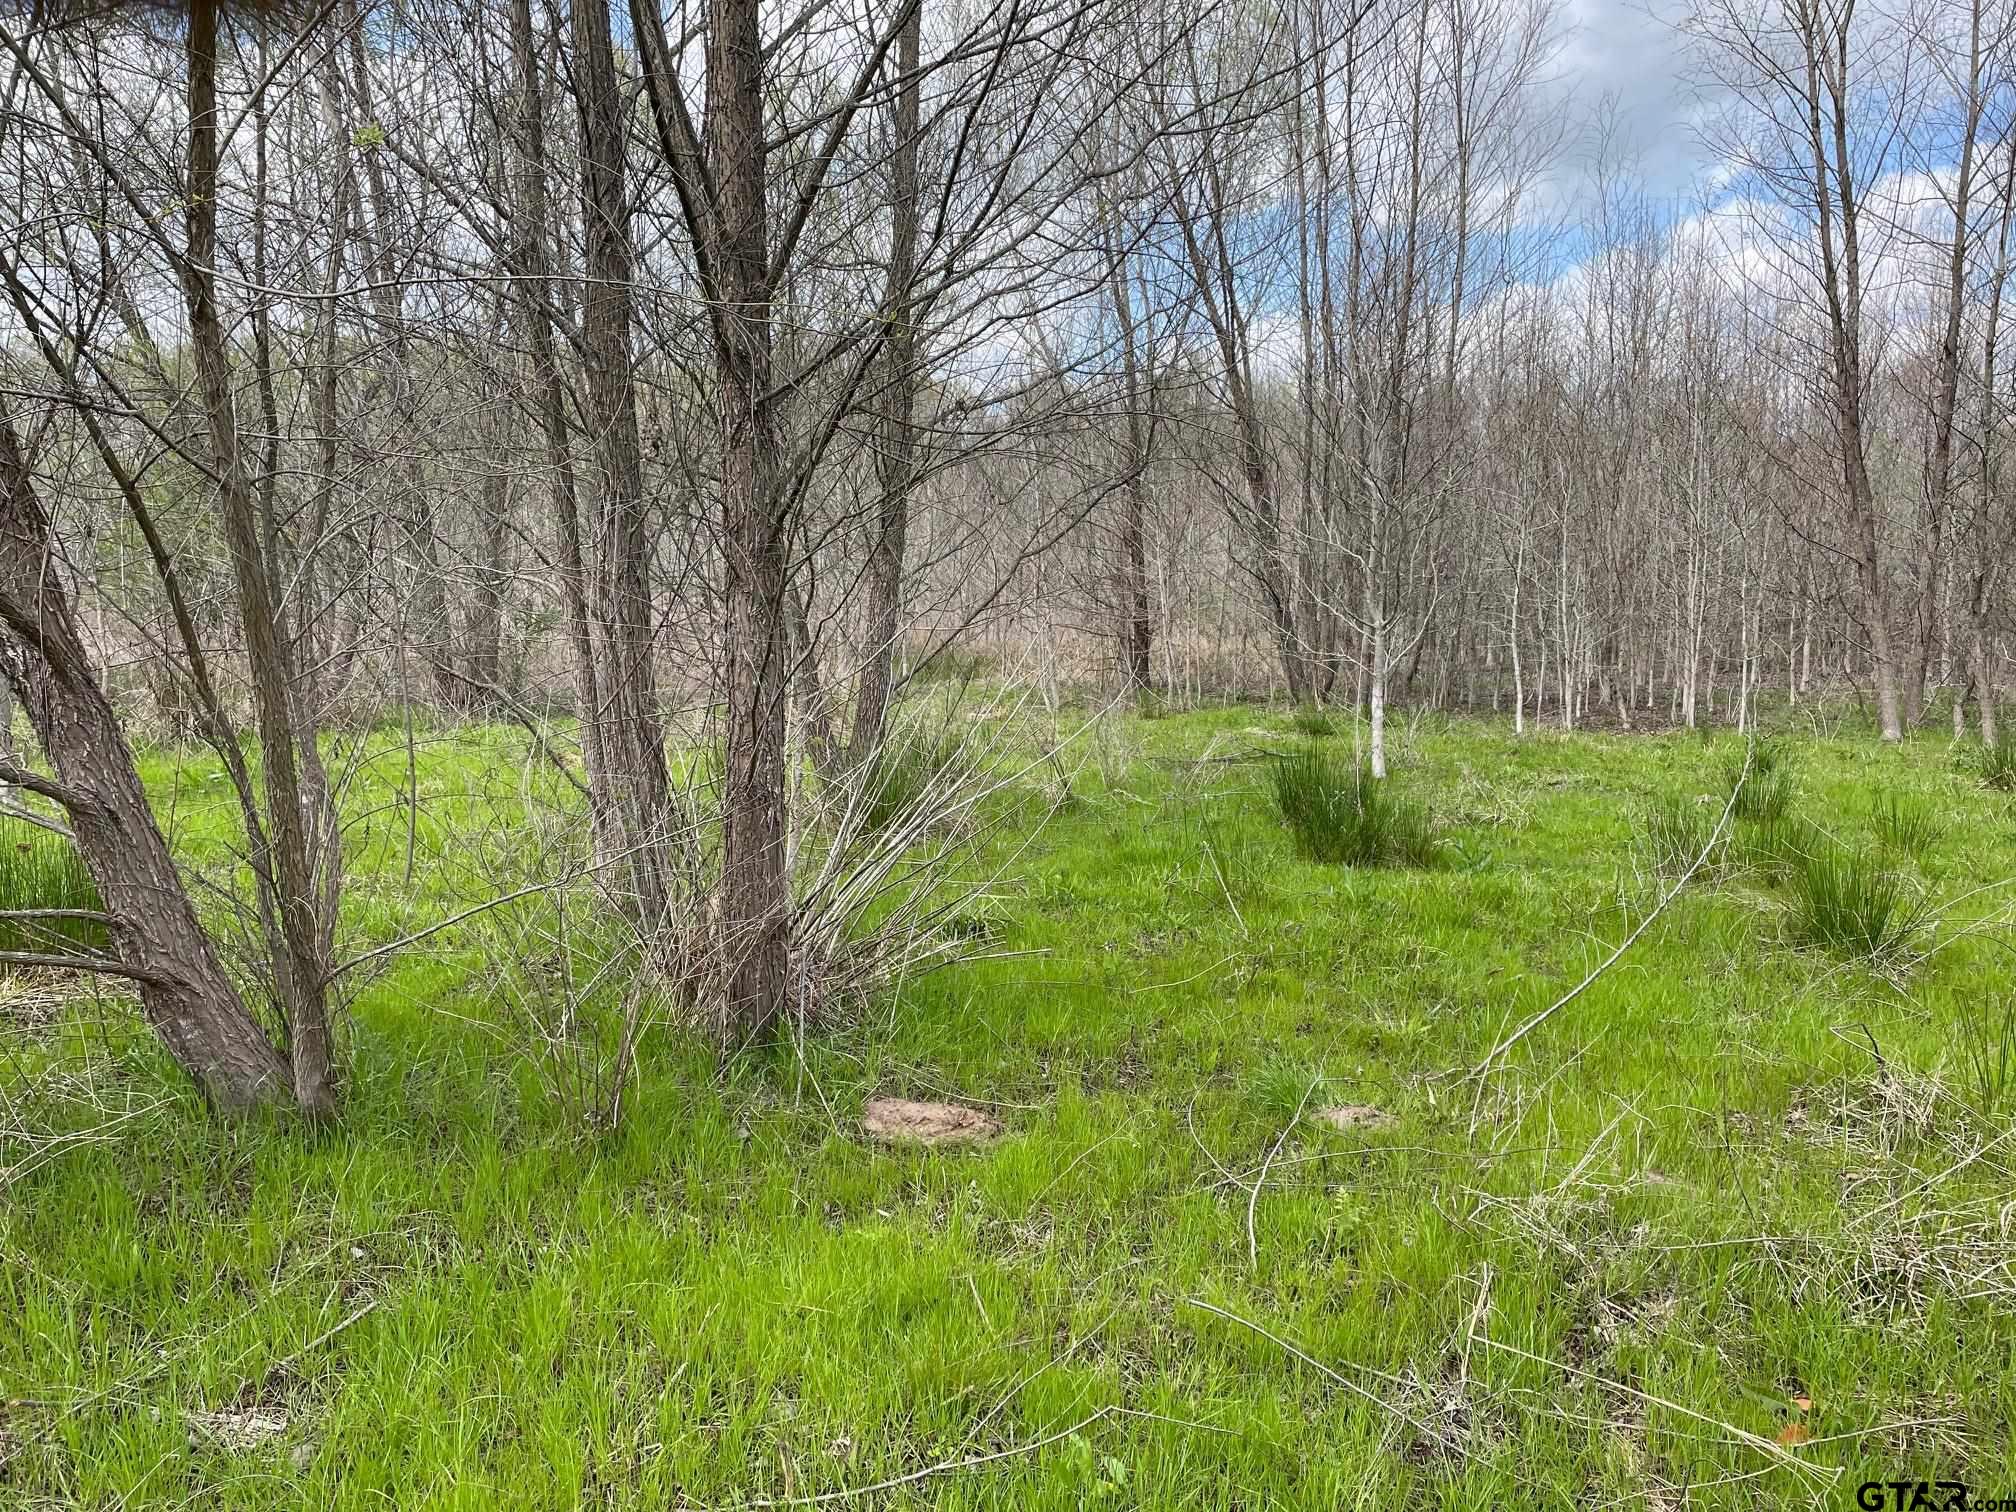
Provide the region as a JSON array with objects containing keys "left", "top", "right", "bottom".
[{"left": 2, "top": 0, "right": 2015, "bottom": 1504}]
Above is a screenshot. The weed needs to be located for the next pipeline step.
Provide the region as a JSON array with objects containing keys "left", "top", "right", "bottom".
[{"left": 1269, "top": 747, "right": 1436, "bottom": 867}]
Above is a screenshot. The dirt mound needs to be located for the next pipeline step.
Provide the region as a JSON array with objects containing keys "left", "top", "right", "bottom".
[{"left": 862, "top": 1097, "right": 1003, "bottom": 1145}]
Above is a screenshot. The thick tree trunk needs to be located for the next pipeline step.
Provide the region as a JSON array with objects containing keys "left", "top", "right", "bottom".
[
  {"left": 712, "top": 0, "right": 791, "bottom": 1040},
  {"left": 0, "top": 418, "right": 290, "bottom": 1111}
]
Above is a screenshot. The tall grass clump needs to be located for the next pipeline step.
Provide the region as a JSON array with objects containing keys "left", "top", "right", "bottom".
[
  {"left": 904, "top": 645, "right": 996, "bottom": 686},
  {"left": 1269, "top": 748, "right": 1436, "bottom": 867},
  {"left": 1736, "top": 811, "right": 1825, "bottom": 885},
  {"left": 1979, "top": 735, "right": 2016, "bottom": 794},
  {"left": 856, "top": 724, "right": 967, "bottom": 834},
  {"left": 1640, "top": 794, "right": 1723, "bottom": 882},
  {"left": 1289, "top": 704, "right": 1338, "bottom": 738},
  {"left": 1786, "top": 840, "right": 1930, "bottom": 962},
  {"left": 1724, "top": 740, "right": 1794, "bottom": 823},
  {"left": 1870, "top": 789, "right": 1946, "bottom": 861},
  {"left": 0, "top": 835, "right": 106, "bottom": 962},
  {"left": 1956, "top": 995, "right": 2016, "bottom": 1122}
]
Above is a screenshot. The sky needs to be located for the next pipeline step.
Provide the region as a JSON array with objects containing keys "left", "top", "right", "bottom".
[{"left": 1546, "top": 0, "right": 1724, "bottom": 206}]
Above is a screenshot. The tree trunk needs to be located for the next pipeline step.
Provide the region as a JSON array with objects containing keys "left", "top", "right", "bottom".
[
  {"left": 846, "top": 2, "right": 924, "bottom": 767},
  {"left": 0, "top": 417, "right": 290, "bottom": 1111},
  {"left": 571, "top": 0, "right": 675, "bottom": 925},
  {"left": 506, "top": 0, "right": 612, "bottom": 848},
  {"left": 712, "top": 0, "right": 791, "bottom": 1040},
  {"left": 186, "top": 0, "right": 336, "bottom": 1118}
]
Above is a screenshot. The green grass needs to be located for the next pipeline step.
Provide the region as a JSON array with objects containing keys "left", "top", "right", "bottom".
[
  {"left": 1288, "top": 703, "right": 1339, "bottom": 737},
  {"left": 4, "top": 711, "right": 2016, "bottom": 1507},
  {"left": 0, "top": 831, "right": 106, "bottom": 960},
  {"left": 1786, "top": 840, "right": 1931, "bottom": 962},
  {"left": 1269, "top": 746, "right": 1437, "bottom": 867}
]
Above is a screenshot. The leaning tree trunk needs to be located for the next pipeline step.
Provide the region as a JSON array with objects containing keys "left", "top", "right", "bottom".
[{"left": 0, "top": 418, "right": 290, "bottom": 1111}]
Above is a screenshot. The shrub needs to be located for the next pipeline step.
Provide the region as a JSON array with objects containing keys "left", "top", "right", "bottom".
[
  {"left": 0, "top": 834, "right": 106, "bottom": 963},
  {"left": 1870, "top": 790, "right": 1946, "bottom": 861},
  {"left": 1269, "top": 748, "right": 1436, "bottom": 867},
  {"left": 1786, "top": 840, "right": 1929, "bottom": 961}
]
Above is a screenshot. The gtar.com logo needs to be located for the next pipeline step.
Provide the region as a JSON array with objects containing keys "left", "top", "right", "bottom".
[{"left": 1855, "top": 1483, "right": 2016, "bottom": 1511}]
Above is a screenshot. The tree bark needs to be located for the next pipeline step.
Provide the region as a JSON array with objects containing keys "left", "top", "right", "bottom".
[
  {"left": 0, "top": 416, "right": 290, "bottom": 1111},
  {"left": 571, "top": 0, "right": 675, "bottom": 925},
  {"left": 711, "top": 0, "right": 792, "bottom": 1039}
]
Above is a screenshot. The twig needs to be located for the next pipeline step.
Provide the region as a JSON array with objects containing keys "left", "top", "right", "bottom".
[
  {"left": 1182, "top": 1298, "right": 1459, "bottom": 1456},
  {"left": 1471, "top": 1334, "right": 1835, "bottom": 1488},
  {"left": 1202, "top": 841, "right": 1246, "bottom": 937},
  {"left": 269, "top": 1298, "right": 381, "bottom": 1376},
  {"left": 737, "top": 1408, "right": 1111, "bottom": 1507},
  {"left": 1468, "top": 745, "right": 1751, "bottom": 1093},
  {"left": 0, "top": 799, "right": 72, "bottom": 839},
  {"left": 1127, "top": 953, "right": 1239, "bottom": 994},
  {"left": 0, "top": 949, "right": 164, "bottom": 985},
  {"left": 1248, "top": 1078, "right": 1320, "bottom": 1271}
]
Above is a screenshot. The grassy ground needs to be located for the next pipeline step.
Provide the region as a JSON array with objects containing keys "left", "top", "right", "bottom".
[{"left": 4, "top": 704, "right": 2015, "bottom": 1507}]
